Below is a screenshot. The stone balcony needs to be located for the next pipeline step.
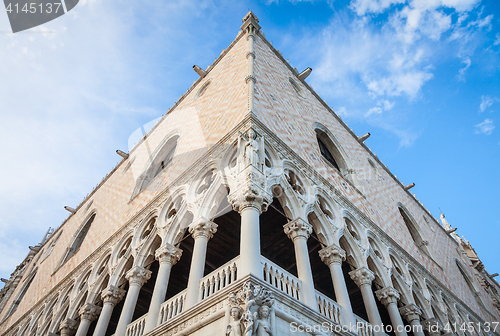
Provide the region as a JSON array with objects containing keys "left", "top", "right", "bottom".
[{"left": 120, "top": 255, "right": 378, "bottom": 336}]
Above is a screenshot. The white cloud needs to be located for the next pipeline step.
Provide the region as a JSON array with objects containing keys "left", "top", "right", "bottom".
[
  {"left": 350, "top": 0, "right": 404, "bottom": 15},
  {"left": 479, "top": 95, "right": 498, "bottom": 113},
  {"left": 494, "top": 33, "right": 500, "bottom": 46},
  {"left": 365, "top": 99, "right": 395, "bottom": 116},
  {"left": 474, "top": 119, "right": 495, "bottom": 135},
  {"left": 457, "top": 57, "right": 471, "bottom": 81}
]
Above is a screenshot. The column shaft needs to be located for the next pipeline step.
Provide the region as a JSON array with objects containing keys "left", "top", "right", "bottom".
[
  {"left": 74, "top": 320, "right": 91, "bottom": 336},
  {"left": 114, "top": 283, "right": 142, "bottom": 336},
  {"left": 92, "top": 303, "right": 113, "bottom": 336},
  {"left": 114, "top": 267, "right": 151, "bottom": 336},
  {"left": 185, "top": 220, "right": 217, "bottom": 309},
  {"left": 319, "top": 244, "right": 356, "bottom": 330},
  {"left": 239, "top": 206, "right": 262, "bottom": 278},
  {"left": 359, "top": 284, "right": 384, "bottom": 330},
  {"left": 144, "top": 244, "right": 181, "bottom": 332},
  {"left": 410, "top": 319, "right": 425, "bottom": 336},
  {"left": 293, "top": 236, "right": 317, "bottom": 310},
  {"left": 329, "top": 262, "right": 356, "bottom": 329},
  {"left": 386, "top": 302, "right": 408, "bottom": 336}
]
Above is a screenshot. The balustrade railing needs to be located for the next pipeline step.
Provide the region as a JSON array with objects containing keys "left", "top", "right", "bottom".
[
  {"left": 316, "top": 291, "right": 341, "bottom": 324},
  {"left": 199, "top": 256, "right": 239, "bottom": 300},
  {"left": 125, "top": 314, "right": 147, "bottom": 336},
  {"left": 158, "top": 289, "right": 187, "bottom": 325},
  {"left": 355, "top": 315, "right": 374, "bottom": 336},
  {"left": 261, "top": 256, "right": 301, "bottom": 300}
]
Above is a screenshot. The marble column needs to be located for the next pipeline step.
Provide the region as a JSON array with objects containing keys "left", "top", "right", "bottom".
[
  {"left": 376, "top": 286, "right": 408, "bottom": 336},
  {"left": 349, "top": 267, "right": 384, "bottom": 335},
  {"left": 144, "top": 243, "right": 182, "bottom": 333},
  {"left": 59, "top": 318, "right": 78, "bottom": 336},
  {"left": 114, "top": 266, "right": 152, "bottom": 336},
  {"left": 184, "top": 220, "right": 217, "bottom": 308},
  {"left": 399, "top": 304, "right": 425, "bottom": 336},
  {"left": 422, "top": 318, "right": 441, "bottom": 336},
  {"left": 319, "top": 244, "right": 356, "bottom": 331},
  {"left": 92, "top": 286, "right": 125, "bottom": 336},
  {"left": 74, "top": 304, "right": 101, "bottom": 336},
  {"left": 284, "top": 219, "right": 317, "bottom": 311}
]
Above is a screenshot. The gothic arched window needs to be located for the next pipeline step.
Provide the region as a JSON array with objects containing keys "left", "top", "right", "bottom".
[
  {"left": 57, "top": 214, "right": 95, "bottom": 269},
  {"left": 398, "top": 205, "right": 433, "bottom": 258},
  {"left": 3, "top": 269, "right": 37, "bottom": 319},
  {"left": 314, "top": 124, "right": 353, "bottom": 183},
  {"left": 132, "top": 135, "right": 179, "bottom": 198}
]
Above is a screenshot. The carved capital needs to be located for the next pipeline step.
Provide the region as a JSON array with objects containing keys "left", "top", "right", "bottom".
[
  {"left": 319, "top": 244, "right": 346, "bottom": 266},
  {"left": 375, "top": 286, "right": 400, "bottom": 306},
  {"left": 422, "top": 318, "right": 441, "bottom": 336},
  {"left": 79, "top": 303, "right": 102, "bottom": 322},
  {"left": 228, "top": 184, "right": 272, "bottom": 214},
  {"left": 399, "top": 303, "right": 422, "bottom": 323},
  {"left": 125, "top": 266, "right": 152, "bottom": 287},
  {"left": 155, "top": 243, "right": 182, "bottom": 265},
  {"left": 59, "top": 318, "right": 78, "bottom": 336},
  {"left": 101, "top": 285, "right": 125, "bottom": 305},
  {"left": 349, "top": 267, "right": 375, "bottom": 287},
  {"left": 283, "top": 219, "right": 312, "bottom": 241},
  {"left": 188, "top": 219, "right": 218, "bottom": 240}
]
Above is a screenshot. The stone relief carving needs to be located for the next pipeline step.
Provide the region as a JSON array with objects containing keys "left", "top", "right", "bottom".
[{"left": 226, "top": 282, "right": 274, "bottom": 336}]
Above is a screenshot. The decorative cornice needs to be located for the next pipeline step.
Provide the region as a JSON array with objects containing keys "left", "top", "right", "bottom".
[
  {"left": 318, "top": 244, "right": 346, "bottom": 266},
  {"left": 155, "top": 244, "right": 182, "bottom": 265},
  {"left": 349, "top": 267, "right": 375, "bottom": 287}
]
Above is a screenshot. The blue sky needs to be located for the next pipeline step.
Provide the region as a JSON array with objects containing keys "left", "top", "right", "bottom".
[{"left": 0, "top": 0, "right": 498, "bottom": 283}]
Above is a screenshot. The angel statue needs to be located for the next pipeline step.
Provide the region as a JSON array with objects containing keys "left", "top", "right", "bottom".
[
  {"left": 243, "top": 129, "right": 260, "bottom": 167},
  {"left": 253, "top": 305, "right": 273, "bottom": 336},
  {"left": 226, "top": 305, "right": 244, "bottom": 336}
]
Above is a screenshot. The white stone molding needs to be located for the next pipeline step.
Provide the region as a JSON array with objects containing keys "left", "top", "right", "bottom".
[
  {"left": 375, "top": 286, "right": 400, "bottom": 306},
  {"left": 78, "top": 303, "right": 101, "bottom": 322},
  {"left": 319, "top": 244, "right": 346, "bottom": 266}
]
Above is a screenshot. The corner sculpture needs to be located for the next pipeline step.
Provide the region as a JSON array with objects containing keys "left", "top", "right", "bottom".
[{"left": 226, "top": 281, "right": 274, "bottom": 336}]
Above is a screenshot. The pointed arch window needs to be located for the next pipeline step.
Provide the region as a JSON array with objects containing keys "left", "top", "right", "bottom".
[
  {"left": 398, "top": 205, "right": 433, "bottom": 258},
  {"left": 3, "top": 269, "right": 37, "bottom": 320},
  {"left": 314, "top": 124, "right": 355, "bottom": 185},
  {"left": 56, "top": 214, "right": 95, "bottom": 269},
  {"left": 132, "top": 135, "right": 179, "bottom": 198}
]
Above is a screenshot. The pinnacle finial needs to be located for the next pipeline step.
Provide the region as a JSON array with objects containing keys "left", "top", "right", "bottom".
[
  {"left": 243, "top": 11, "right": 259, "bottom": 23},
  {"left": 241, "top": 11, "right": 261, "bottom": 33}
]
